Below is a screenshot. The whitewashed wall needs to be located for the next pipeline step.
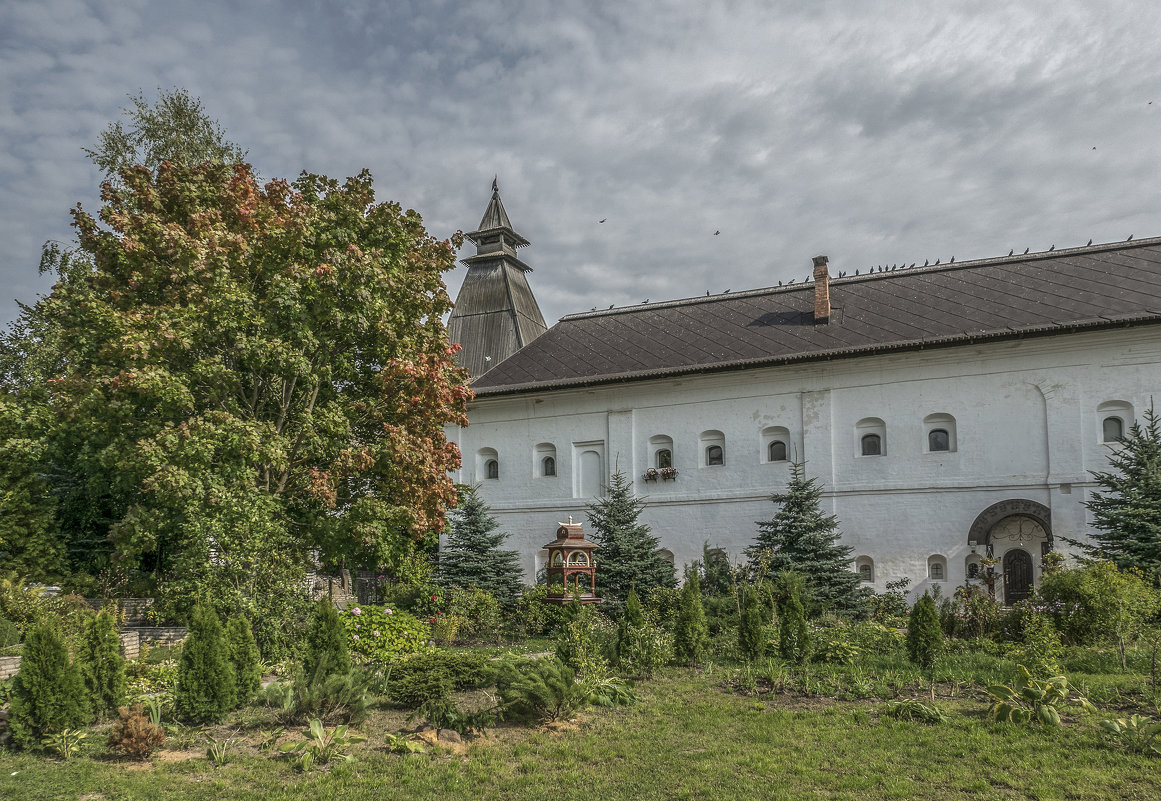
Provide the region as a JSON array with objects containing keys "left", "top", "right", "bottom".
[{"left": 447, "top": 326, "right": 1161, "bottom": 598}]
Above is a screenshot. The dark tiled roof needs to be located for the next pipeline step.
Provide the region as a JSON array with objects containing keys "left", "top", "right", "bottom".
[{"left": 472, "top": 238, "right": 1161, "bottom": 396}]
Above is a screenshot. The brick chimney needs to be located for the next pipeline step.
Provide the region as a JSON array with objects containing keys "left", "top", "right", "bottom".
[{"left": 812, "top": 255, "right": 830, "bottom": 323}]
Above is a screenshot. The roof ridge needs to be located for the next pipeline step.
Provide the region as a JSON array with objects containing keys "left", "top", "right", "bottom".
[{"left": 561, "top": 236, "right": 1161, "bottom": 322}]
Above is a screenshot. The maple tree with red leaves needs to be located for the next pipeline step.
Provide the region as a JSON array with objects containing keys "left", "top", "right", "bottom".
[{"left": 6, "top": 157, "right": 470, "bottom": 629}]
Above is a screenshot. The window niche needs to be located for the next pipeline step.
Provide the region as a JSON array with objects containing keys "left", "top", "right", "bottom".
[
  {"left": 928, "top": 554, "right": 947, "bottom": 581},
  {"left": 477, "top": 447, "right": 499, "bottom": 481},
  {"left": 856, "top": 418, "right": 886, "bottom": 457},
  {"left": 535, "top": 443, "right": 557, "bottom": 478},
  {"left": 924, "top": 413, "right": 957, "bottom": 453},
  {"left": 649, "top": 434, "right": 675, "bottom": 469},
  {"left": 761, "top": 426, "right": 791, "bottom": 463},
  {"left": 1098, "top": 401, "right": 1133, "bottom": 443},
  {"left": 700, "top": 430, "right": 726, "bottom": 467},
  {"left": 855, "top": 556, "right": 874, "bottom": 583}
]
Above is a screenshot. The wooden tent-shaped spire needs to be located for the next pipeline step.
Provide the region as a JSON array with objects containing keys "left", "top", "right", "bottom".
[{"left": 447, "top": 179, "right": 548, "bottom": 378}]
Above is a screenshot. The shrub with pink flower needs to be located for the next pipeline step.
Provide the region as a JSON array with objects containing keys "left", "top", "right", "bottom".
[{"left": 340, "top": 604, "right": 431, "bottom": 664}]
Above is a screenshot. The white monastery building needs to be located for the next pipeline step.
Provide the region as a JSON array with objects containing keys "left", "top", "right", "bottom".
[{"left": 445, "top": 185, "right": 1161, "bottom": 603}]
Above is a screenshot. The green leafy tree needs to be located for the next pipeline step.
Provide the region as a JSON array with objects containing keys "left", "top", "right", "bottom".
[
  {"left": 76, "top": 610, "right": 126, "bottom": 718},
  {"left": 673, "top": 573, "right": 709, "bottom": 666},
  {"left": 303, "top": 601, "right": 351, "bottom": 681},
  {"left": 8, "top": 621, "right": 91, "bottom": 748},
  {"left": 906, "top": 593, "right": 943, "bottom": 670},
  {"left": 1074, "top": 405, "right": 1161, "bottom": 580},
  {"left": 84, "top": 88, "right": 246, "bottom": 182},
  {"left": 750, "top": 462, "right": 868, "bottom": 615},
  {"left": 586, "top": 470, "right": 675, "bottom": 602},
  {"left": 438, "top": 485, "right": 522, "bottom": 606},
  {"left": 738, "top": 584, "right": 766, "bottom": 661},
  {"left": 175, "top": 604, "right": 236, "bottom": 723},
  {"left": 3, "top": 145, "right": 469, "bottom": 620},
  {"left": 225, "top": 616, "right": 262, "bottom": 705},
  {"left": 778, "top": 583, "right": 810, "bottom": 664}
]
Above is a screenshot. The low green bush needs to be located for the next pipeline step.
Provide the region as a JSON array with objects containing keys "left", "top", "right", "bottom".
[
  {"left": 509, "top": 585, "right": 570, "bottom": 637},
  {"left": 341, "top": 604, "right": 430, "bottom": 665},
  {"left": 386, "top": 650, "right": 498, "bottom": 708},
  {"left": 263, "top": 666, "right": 370, "bottom": 725},
  {"left": 8, "top": 621, "right": 91, "bottom": 749},
  {"left": 555, "top": 603, "right": 616, "bottom": 679}
]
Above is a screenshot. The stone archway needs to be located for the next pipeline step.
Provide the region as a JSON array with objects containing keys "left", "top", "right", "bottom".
[
  {"left": 967, "top": 500, "right": 1053, "bottom": 604},
  {"left": 968, "top": 500, "right": 1053, "bottom": 550}
]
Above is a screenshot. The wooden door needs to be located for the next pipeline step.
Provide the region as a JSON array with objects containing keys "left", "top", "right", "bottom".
[{"left": 1004, "top": 549, "right": 1033, "bottom": 604}]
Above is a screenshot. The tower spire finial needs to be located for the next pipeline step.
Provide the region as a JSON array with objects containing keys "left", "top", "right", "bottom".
[{"left": 492, "top": 175, "right": 498, "bottom": 193}]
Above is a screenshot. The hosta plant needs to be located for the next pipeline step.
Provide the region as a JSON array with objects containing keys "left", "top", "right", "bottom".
[
  {"left": 42, "top": 728, "right": 88, "bottom": 761},
  {"left": 987, "top": 665, "right": 1096, "bottom": 727},
  {"left": 1100, "top": 715, "right": 1161, "bottom": 755},
  {"left": 278, "top": 718, "right": 367, "bottom": 772},
  {"left": 385, "top": 731, "right": 427, "bottom": 755}
]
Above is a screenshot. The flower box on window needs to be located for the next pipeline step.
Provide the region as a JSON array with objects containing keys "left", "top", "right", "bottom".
[
  {"left": 642, "top": 468, "right": 659, "bottom": 482},
  {"left": 660, "top": 467, "right": 678, "bottom": 481}
]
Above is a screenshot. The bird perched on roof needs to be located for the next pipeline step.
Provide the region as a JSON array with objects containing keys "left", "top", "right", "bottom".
[
  {"left": 909, "top": 263, "right": 915, "bottom": 268},
  {"left": 1008, "top": 250, "right": 1014, "bottom": 256},
  {"left": 599, "top": 218, "right": 607, "bottom": 223},
  {"left": 788, "top": 279, "right": 795, "bottom": 284},
  {"left": 778, "top": 281, "right": 783, "bottom": 286},
  {"left": 1128, "top": 234, "right": 1134, "bottom": 241},
  {"left": 714, "top": 230, "right": 720, "bottom": 235},
  {"left": 723, "top": 289, "right": 731, "bottom": 293},
  {"left": 1024, "top": 248, "right": 1030, "bottom": 254},
  {"left": 1048, "top": 245, "right": 1054, "bottom": 251},
  {"left": 950, "top": 257, "right": 955, "bottom": 263},
  {"left": 838, "top": 271, "right": 846, "bottom": 277},
  {"left": 609, "top": 304, "right": 614, "bottom": 309},
  {"left": 855, "top": 269, "right": 859, "bottom": 276},
  {"left": 934, "top": 259, "right": 940, "bottom": 265},
  {"left": 924, "top": 259, "right": 929, "bottom": 266},
  {"left": 642, "top": 299, "right": 649, "bottom": 304},
  {"left": 1086, "top": 239, "right": 1092, "bottom": 246}
]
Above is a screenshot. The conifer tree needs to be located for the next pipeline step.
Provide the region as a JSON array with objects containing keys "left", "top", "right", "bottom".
[
  {"left": 673, "top": 573, "right": 709, "bottom": 666},
  {"left": 738, "top": 585, "right": 766, "bottom": 661},
  {"left": 586, "top": 470, "right": 676, "bottom": 602},
  {"left": 8, "top": 621, "right": 91, "bottom": 749},
  {"left": 175, "top": 604, "right": 236, "bottom": 723},
  {"left": 77, "top": 610, "right": 126, "bottom": 718},
  {"left": 616, "top": 586, "right": 645, "bottom": 660},
  {"left": 225, "top": 616, "right": 262, "bottom": 706},
  {"left": 750, "top": 462, "right": 868, "bottom": 614},
  {"left": 906, "top": 593, "right": 944, "bottom": 669},
  {"left": 302, "top": 601, "right": 351, "bottom": 681},
  {"left": 1073, "top": 405, "right": 1161, "bottom": 580},
  {"left": 778, "top": 586, "right": 810, "bottom": 664},
  {"left": 439, "top": 485, "right": 523, "bottom": 606}
]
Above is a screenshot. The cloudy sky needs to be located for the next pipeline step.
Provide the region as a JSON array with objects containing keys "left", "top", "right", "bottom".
[{"left": 3, "top": 0, "right": 1161, "bottom": 330}]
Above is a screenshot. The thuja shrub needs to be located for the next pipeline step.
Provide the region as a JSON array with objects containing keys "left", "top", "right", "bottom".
[
  {"left": 778, "top": 589, "right": 810, "bottom": 664},
  {"left": 340, "top": 604, "right": 430, "bottom": 665},
  {"left": 906, "top": 593, "right": 944, "bottom": 670},
  {"left": 225, "top": 616, "right": 262, "bottom": 705},
  {"left": 77, "top": 610, "right": 126, "bottom": 718},
  {"left": 7, "top": 621, "right": 91, "bottom": 749},
  {"left": 107, "top": 703, "right": 166, "bottom": 760},
  {"left": 738, "top": 586, "right": 766, "bottom": 662},
  {"left": 304, "top": 601, "right": 352, "bottom": 679},
  {"left": 175, "top": 604, "right": 236, "bottom": 724},
  {"left": 673, "top": 573, "right": 709, "bottom": 666}
]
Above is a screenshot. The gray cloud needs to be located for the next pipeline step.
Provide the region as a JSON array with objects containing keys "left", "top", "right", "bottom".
[{"left": 3, "top": 0, "right": 1161, "bottom": 332}]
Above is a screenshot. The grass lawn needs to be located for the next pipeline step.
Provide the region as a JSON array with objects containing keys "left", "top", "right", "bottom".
[{"left": 2, "top": 667, "right": 1158, "bottom": 801}]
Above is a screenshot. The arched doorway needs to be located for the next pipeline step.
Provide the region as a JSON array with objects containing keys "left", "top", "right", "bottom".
[
  {"left": 967, "top": 500, "right": 1053, "bottom": 604},
  {"left": 1003, "top": 549, "right": 1034, "bottom": 604}
]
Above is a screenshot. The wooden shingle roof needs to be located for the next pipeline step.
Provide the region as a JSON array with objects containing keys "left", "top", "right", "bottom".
[{"left": 472, "top": 238, "right": 1161, "bottom": 396}]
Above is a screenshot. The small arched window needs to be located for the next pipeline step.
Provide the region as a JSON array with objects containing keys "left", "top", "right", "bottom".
[
  {"left": 542, "top": 456, "right": 556, "bottom": 477},
  {"left": 928, "top": 429, "right": 950, "bottom": 452},
  {"left": 856, "top": 418, "right": 886, "bottom": 457},
  {"left": 861, "top": 434, "right": 882, "bottom": 456},
  {"left": 967, "top": 562, "right": 980, "bottom": 579},
  {"left": 568, "top": 551, "right": 588, "bottom": 565},
  {"left": 706, "top": 445, "right": 724, "bottom": 466},
  {"left": 656, "top": 449, "right": 672, "bottom": 469},
  {"left": 699, "top": 430, "right": 725, "bottom": 468},
  {"left": 855, "top": 556, "right": 874, "bottom": 583},
  {"left": 485, "top": 459, "right": 499, "bottom": 480},
  {"left": 1098, "top": 401, "right": 1133, "bottom": 444},
  {"left": 768, "top": 440, "right": 787, "bottom": 462},
  {"left": 1103, "top": 416, "right": 1124, "bottom": 443}
]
